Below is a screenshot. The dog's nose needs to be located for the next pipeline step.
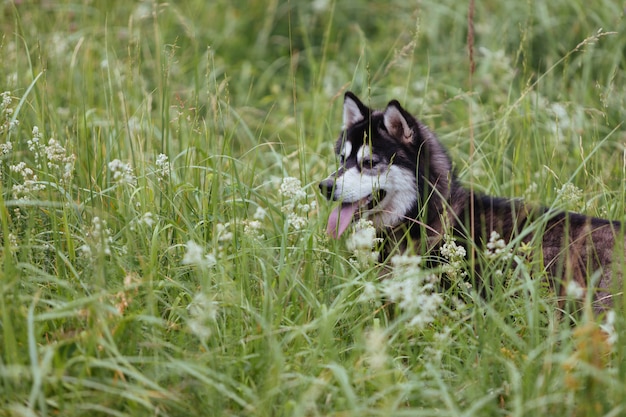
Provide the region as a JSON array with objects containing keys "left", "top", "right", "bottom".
[{"left": 318, "top": 179, "right": 335, "bottom": 200}]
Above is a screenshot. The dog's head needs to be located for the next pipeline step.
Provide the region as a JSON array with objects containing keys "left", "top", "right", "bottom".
[{"left": 319, "top": 92, "right": 453, "bottom": 238}]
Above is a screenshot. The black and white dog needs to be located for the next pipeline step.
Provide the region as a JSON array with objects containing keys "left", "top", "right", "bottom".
[{"left": 319, "top": 92, "right": 623, "bottom": 312}]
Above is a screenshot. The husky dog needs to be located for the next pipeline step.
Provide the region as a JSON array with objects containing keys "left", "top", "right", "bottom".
[{"left": 319, "top": 91, "right": 623, "bottom": 313}]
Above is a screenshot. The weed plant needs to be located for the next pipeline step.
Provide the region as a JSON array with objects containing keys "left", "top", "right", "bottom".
[{"left": 1, "top": 0, "right": 626, "bottom": 416}]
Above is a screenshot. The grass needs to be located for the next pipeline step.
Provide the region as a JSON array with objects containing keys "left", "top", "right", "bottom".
[{"left": 1, "top": 0, "right": 626, "bottom": 415}]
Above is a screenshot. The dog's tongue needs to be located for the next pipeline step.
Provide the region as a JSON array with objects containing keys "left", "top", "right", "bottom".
[{"left": 327, "top": 202, "right": 360, "bottom": 239}]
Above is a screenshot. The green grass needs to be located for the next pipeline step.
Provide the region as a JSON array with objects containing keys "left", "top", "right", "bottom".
[{"left": 1, "top": 0, "right": 626, "bottom": 415}]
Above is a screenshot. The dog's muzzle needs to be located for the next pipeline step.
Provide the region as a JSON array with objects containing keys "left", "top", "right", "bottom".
[
  {"left": 318, "top": 178, "right": 336, "bottom": 200},
  {"left": 319, "top": 175, "right": 387, "bottom": 238}
]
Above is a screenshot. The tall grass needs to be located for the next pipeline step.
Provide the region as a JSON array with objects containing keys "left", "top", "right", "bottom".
[{"left": 1, "top": 0, "right": 626, "bottom": 416}]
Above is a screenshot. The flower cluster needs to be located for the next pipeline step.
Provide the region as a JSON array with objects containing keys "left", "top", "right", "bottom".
[
  {"left": 0, "top": 91, "right": 18, "bottom": 135},
  {"left": 108, "top": 159, "right": 137, "bottom": 186},
  {"left": 381, "top": 254, "right": 443, "bottom": 328},
  {"left": 440, "top": 234, "right": 467, "bottom": 280},
  {"left": 44, "top": 138, "right": 76, "bottom": 181},
  {"left": 1, "top": 91, "right": 11, "bottom": 110},
  {"left": 280, "top": 176, "right": 307, "bottom": 201},
  {"left": 9, "top": 161, "right": 45, "bottom": 199},
  {"left": 556, "top": 182, "right": 583, "bottom": 209},
  {"left": 155, "top": 153, "right": 170, "bottom": 181},
  {"left": 215, "top": 223, "right": 233, "bottom": 242},
  {"left": 346, "top": 218, "right": 381, "bottom": 267},
  {"left": 187, "top": 292, "right": 219, "bottom": 341},
  {"left": 565, "top": 280, "right": 585, "bottom": 300},
  {"left": 182, "top": 240, "right": 217, "bottom": 268},
  {"left": 484, "top": 231, "right": 512, "bottom": 261},
  {"left": 547, "top": 101, "right": 586, "bottom": 143},
  {"left": 243, "top": 219, "right": 265, "bottom": 240},
  {"left": 24, "top": 126, "right": 76, "bottom": 183},
  {"left": 114, "top": 272, "right": 138, "bottom": 315},
  {"left": 130, "top": 211, "right": 156, "bottom": 231},
  {"left": 240, "top": 206, "right": 267, "bottom": 240},
  {"left": 139, "top": 211, "right": 155, "bottom": 227},
  {"left": 0, "top": 140, "right": 12, "bottom": 156},
  {"left": 600, "top": 310, "right": 618, "bottom": 346},
  {"left": 27, "top": 126, "right": 44, "bottom": 167},
  {"left": 79, "top": 216, "right": 113, "bottom": 258},
  {"left": 363, "top": 327, "right": 388, "bottom": 370},
  {"left": 279, "top": 176, "right": 316, "bottom": 231}
]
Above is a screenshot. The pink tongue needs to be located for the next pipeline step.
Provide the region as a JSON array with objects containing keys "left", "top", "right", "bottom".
[{"left": 327, "top": 202, "right": 360, "bottom": 239}]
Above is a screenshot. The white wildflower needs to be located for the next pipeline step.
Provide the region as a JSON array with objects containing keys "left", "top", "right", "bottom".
[
  {"left": 380, "top": 255, "right": 443, "bottom": 328},
  {"left": 312, "top": 0, "right": 330, "bottom": 13},
  {"left": 216, "top": 223, "right": 233, "bottom": 242},
  {"left": 434, "top": 326, "right": 452, "bottom": 343},
  {"left": 600, "top": 310, "right": 618, "bottom": 346},
  {"left": 243, "top": 219, "right": 265, "bottom": 240},
  {"left": 286, "top": 213, "right": 307, "bottom": 230},
  {"left": 279, "top": 177, "right": 314, "bottom": 231},
  {"left": 129, "top": 211, "right": 156, "bottom": 231},
  {"left": 440, "top": 236, "right": 467, "bottom": 260},
  {"left": 0, "top": 141, "right": 12, "bottom": 155},
  {"left": 358, "top": 281, "right": 379, "bottom": 303},
  {"left": 140, "top": 212, "right": 155, "bottom": 227},
  {"left": 186, "top": 321, "right": 211, "bottom": 342},
  {"left": 253, "top": 206, "right": 267, "bottom": 220},
  {"left": 44, "top": 138, "right": 76, "bottom": 181},
  {"left": 279, "top": 176, "right": 307, "bottom": 201},
  {"left": 364, "top": 327, "right": 388, "bottom": 370},
  {"left": 346, "top": 219, "right": 381, "bottom": 266},
  {"left": 182, "top": 240, "right": 216, "bottom": 267},
  {"left": 0, "top": 92, "right": 17, "bottom": 135},
  {"left": 0, "top": 91, "right": 10, "bottom": 110},
  {"left": 80, "top": 216, "right": 113, "bottom": 258},
  {"left": 26, "top": 126, "right": 44, "bottom": 168},
  {"left": 484, "top": 231, "right": 512, "bottom": 261},
  {"left": 9, "top": 161, "right": 45, "bottom": 198},
  {"left": 440, "top": 234, "right": 467, "bottom": 279},
  {"left": 90, "top": 216, "right": 112, "bottom": 256},
  {"left": 44, "top": 138, "right": 67, "bottom": 166},
  {"left": 187, "top": 292, "right": 219, "bottom": 341},
  {"left": 155, "top": 153, "right": 170, "bottom": 180},
  {"left": 547, "top": 101, "right": 585, "bottom": 142},
  {"left": 8, "top": 233, "right": 17, "bottom": 247},
  {"left": 10, "top": 161, "right": 30, "bottom": 175},
  {"left": 108, "top": 159, "right": 137, "bottom": 185},
  {"left": 189, "top": 292, "right": 218, "bottom": 321},
  {"left": 78, "top": 244, "right": 92, "bottom": 257},
  {"left": 347, "top": 219, "right": 379, "bottom": 251},
  {"left": 408, "top": 292, "right": 443, "bottom": 328},
  {"left": 556, "top": 182, "right": 583, "bottom": 208},
  {"left": 565, "top": 280, "right": 585, "bottom": 300},
  {"left": 389, "top": 254, "right": 422, "bottom": 274},
  {"left": 298, "top": 200, "right": 316, "bottom": 213}
]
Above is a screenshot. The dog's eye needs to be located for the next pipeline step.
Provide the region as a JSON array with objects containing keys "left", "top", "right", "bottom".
[{"left": 360, "top": 157, "right": 380, "bottom": 169}]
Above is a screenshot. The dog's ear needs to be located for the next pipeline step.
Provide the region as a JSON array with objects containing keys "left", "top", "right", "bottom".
[
  {"left": 383, "top": 100, "right": 413, "bottom": 144},
  {"left": 343, "top": 92, "right": 368, "bottom": 129}
]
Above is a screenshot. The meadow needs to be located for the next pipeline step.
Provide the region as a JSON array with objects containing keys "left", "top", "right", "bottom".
[{"left": 1, "top": 0, "right": 626, "bottom": 415}]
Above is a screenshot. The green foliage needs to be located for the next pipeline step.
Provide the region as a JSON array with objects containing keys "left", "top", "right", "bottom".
[{"left": 1, "top": 0, "right": 625, "bottom": 416}]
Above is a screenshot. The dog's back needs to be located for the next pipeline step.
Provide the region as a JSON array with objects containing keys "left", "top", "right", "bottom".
[{"left": 454, "top": 193, "right": 623, "bottom": 312}]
